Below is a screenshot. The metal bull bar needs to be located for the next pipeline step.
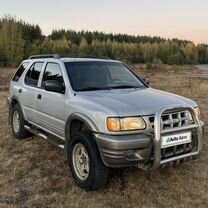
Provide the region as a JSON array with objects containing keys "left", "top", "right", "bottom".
[{"left": 151, "top": 105, "right": 203, "bottom": 170}]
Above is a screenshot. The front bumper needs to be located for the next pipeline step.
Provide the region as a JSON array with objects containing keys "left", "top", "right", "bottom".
[
  {"left": 95, "top": 133, "right": 153, "bottom": 168},
  {"left": 95, "top": 106, "right": 205, "bottom": 169}
]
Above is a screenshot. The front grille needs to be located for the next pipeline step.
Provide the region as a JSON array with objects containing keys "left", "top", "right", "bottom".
[
  {"left": 161, "top": 143, "right": 192, "bottom": 159},
  {"left": 161, "top": 131, "right": 198, "bottom": 159},
  {"left": 150, "top": 132, "right": 198, "bottom": 161},
  {"left": 149, "top": 110, "right": 193, "bottom": 130}
]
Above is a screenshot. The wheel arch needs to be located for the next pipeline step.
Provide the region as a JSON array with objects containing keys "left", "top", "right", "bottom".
[
  {"left": 9, "top": 96, "right": 25, "bottom": 124},
  {"left": 64, "top": 113, "right": 99, "bottom": 159}
]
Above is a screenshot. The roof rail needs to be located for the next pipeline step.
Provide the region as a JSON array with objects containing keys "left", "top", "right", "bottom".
[
  {"left": 29, "top": 54, "right": 112, "bottom": 60},
  {"left": 29, "top": 54, "right": 60, "bottom": 59},
  {"left": 60, "top": 54, "right": 111, "bottom": 60},
  {"left": 78, "top": 55, "right": 111, "bottom": 60}
]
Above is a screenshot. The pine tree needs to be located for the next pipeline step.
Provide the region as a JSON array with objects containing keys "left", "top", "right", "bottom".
[{"left": 0, "top": 16, "right": 24, "bottom": 66}]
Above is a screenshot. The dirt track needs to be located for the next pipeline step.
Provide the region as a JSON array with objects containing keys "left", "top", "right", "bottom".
[{"left": 0, "top": 66, "right": 207, "bottom": 208}]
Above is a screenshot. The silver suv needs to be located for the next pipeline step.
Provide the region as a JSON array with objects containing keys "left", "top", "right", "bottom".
[{"left": 8, "top": 54, "right": 204, "bottom": 191}]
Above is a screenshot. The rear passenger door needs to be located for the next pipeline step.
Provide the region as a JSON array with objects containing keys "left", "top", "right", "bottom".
[
  {"left": 34, "top": 62, "right": 66, "bottom": 138},
  {"left": 21, "top": 62, "right": 44, "bottom": 122}
]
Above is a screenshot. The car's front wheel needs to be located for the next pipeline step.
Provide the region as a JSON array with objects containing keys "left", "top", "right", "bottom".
[{"left": 69, "top": 131, "right": 109, "bottom": 191}]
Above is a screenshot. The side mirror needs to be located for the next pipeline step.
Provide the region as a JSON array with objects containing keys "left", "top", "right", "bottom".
[
  {"left": 143, "top": 78, "right": 150, "bottom": 85},
  {"left": 44, "top": 80, "right": 65, "bottom": 94}
]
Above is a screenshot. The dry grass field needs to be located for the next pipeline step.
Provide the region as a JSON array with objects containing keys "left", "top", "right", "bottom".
[{"left": 0, "top": 65, "right": 207, "bottom": 208}]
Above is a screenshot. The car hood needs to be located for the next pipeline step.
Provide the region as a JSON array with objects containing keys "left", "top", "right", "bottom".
[{"left": 77, "top": 88, "right": 197, "bottom": 116}]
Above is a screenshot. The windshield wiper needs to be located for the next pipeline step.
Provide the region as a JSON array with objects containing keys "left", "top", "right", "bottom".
[
  {"left": 109, "top": 85, "right": 141, "bottom": 89},
  {"left": 76, "top": 87, "right": 109, "bottom": 91},
  {"left": 77, "top": 85, "right": 143, "bottom": 91}
]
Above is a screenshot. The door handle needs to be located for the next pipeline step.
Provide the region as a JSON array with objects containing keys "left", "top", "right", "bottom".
[
  {"left": 37, "top": 94, "right": 42, "bottom": 99},
  {"left": 18, "top": 88, "right": 22, "bottom": 93}
]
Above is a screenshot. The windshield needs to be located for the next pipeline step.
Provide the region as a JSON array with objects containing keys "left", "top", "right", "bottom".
[{"left": 64, "top": 61, "right": 146, "bottom": 91}]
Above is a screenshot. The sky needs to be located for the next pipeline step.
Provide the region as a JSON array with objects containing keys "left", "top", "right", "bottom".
[{"left": 0, "top": 0, "right": 207, "bottom": 44}]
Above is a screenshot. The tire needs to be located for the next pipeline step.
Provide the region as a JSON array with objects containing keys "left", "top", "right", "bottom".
[
  {"left": 69, "top": 131, "right": 109, "bottom": 191},
  {"left": 11, "top": 104, "right": 31, "bottom": 139}
]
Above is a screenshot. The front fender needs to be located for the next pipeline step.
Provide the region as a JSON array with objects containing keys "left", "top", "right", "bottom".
[{"left": 64, "top": 113, "right": 99, "bottom": 159}]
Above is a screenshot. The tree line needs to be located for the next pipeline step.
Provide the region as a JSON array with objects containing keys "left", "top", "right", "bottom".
[{"left": 0, "top": 16, "right": 208, "bottom": 67}]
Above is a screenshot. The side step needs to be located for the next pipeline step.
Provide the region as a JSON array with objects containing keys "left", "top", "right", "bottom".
[{"left": 24, "top": 125, "right": 64, "bottom": 149}]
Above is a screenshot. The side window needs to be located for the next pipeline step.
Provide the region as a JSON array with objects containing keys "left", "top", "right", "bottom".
[
  {"left": 42, "top": 63, "right": 64, "bottom": 87},
  {"left": 12, "top": 62, "right": 29, "bottom": 82},
  {"left": 25, "top": 62, "right": 44, "bottom": 87}
]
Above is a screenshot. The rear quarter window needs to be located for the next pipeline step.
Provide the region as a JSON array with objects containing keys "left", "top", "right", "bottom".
[{"left": 12, "top": 62, "right": 29, "bottom": 82}]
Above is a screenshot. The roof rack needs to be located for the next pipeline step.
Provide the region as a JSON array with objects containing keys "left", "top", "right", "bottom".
[
  {"left": 77, "top": 55, "right": 111, "bottom": 60},
  {"left": 29, "top": 54, "right": 61, "bottom": 59},
  {"left": 60, "top": 54, "right": 111, "bottom": 60},
  {"left": 28, "top": 54, "right": 111, "bottom": 60}
]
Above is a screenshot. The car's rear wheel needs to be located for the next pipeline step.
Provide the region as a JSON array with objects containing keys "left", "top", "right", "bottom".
[
  {"left": 69, "top": 131, "right": 109, "bottom": 191},
  {"left": 11, "top": 104, "right": 31, "bottom": 139},
  {"left": 13, "top": 110, "right": 20, "bottom": 134}
]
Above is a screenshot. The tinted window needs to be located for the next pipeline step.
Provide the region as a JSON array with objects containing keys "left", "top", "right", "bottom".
[
  {"left": 42, "top": 63, "right": 64, "bottom": 86},
  {"left": 64, "top": 61, "right": 145, "bottom": 91},
  {"left": 25, "top": 62, "right": 44, "bottom": 86},
  {"left": 12, "top": 62, "right": 29, "bottom": 82}
]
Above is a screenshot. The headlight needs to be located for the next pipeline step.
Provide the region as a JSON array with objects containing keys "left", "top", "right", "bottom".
[
  {"left": 195, "top": 107, "right": 201, "bottom": 119},
  {"left": 188, "top": 112, "right": 193, "bottom": 122},
  {"left": 107, "top": 117, "right": 146, "bottom": 132},
  {"left": 188, "top": 107, "right": 201, "bottom": 122}
]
